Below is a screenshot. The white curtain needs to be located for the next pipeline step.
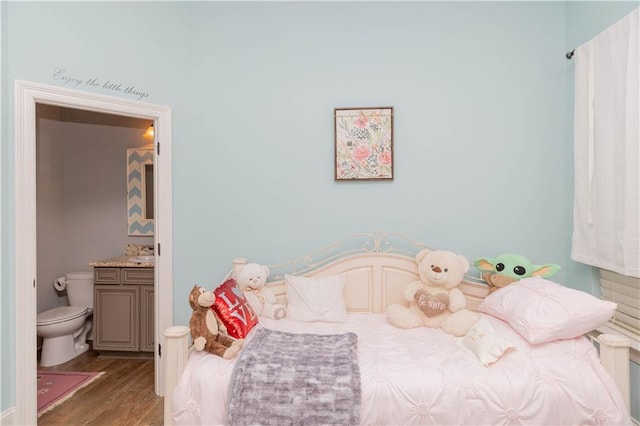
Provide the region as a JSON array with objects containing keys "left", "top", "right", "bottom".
[{"left": 571, "top": 8, "right": 640, "bottom": 278}]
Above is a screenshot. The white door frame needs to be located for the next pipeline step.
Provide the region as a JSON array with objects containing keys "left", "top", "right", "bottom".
[{"left": 14, "top": 80, "right": 173, "bottom": 425}]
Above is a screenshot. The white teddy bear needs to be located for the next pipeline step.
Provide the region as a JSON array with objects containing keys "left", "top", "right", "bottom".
[
  {"left": 235, "top": 263, "right": 286, "bottom": 320},
  {"left": 386, "top": 249, "right": 478, "bottom": 337}
]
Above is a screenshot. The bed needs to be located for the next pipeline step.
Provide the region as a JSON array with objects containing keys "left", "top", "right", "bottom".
[{"left": 163, "top": 232, "right": 633, "bottom": 425}]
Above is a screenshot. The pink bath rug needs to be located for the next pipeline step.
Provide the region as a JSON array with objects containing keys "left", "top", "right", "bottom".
[{"left": 37, "top": 370, "right": 104, "bottom": 416}]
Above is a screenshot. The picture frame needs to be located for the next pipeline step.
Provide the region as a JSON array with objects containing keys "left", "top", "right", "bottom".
[{"left": 334, "top": 106, "right": 394, "bottom": 181}]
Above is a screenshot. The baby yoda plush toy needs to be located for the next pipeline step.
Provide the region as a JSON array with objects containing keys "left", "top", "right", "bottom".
[{"left": 474, "top": 254, "right": 560, "bottom": 293}]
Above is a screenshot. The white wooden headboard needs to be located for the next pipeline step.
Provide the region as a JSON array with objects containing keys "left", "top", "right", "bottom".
[{"left": 233, "top": 253, "right": 490, "bottom": 314}]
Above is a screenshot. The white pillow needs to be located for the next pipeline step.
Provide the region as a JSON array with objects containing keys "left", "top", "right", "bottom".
[
  {"left": 478, "top": 277, "right": 617, "bottom": 344},
  {"left": 285, "top": 273, "right": 347, "bottom": 322}
]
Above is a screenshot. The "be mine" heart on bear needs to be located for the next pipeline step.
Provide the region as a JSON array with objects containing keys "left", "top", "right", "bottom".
[{"left": 414, "top": 290, "right": 450, "bottom": 317}]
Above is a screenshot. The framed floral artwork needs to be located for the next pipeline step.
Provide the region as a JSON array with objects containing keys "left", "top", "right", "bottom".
[{"left": 334, "top": 106, "right": 394, "bottom": 181}]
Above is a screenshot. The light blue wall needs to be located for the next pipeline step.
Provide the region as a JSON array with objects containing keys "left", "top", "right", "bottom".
[
  {"left": 180, "top": 0, "right": 571, "bottom": 313},
  {"left": 1, "top": 0, "right": 192, "bottom": 413},
  {"left": 1, "top": 0, "right": 636, "bottom": 417},
  {"left": 0, "top": 0, "right": 7, "bottom": 417}
]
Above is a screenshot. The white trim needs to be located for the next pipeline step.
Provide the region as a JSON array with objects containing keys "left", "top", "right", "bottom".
[
  {"left": 596, "top": 333, "right": 631, "bottom": 412},
  {"left": 597, "top": 323, "right": 640, "bottom": 364},
  {"left": 14, "top": 80, "right": 173, "bottom": 425},
  {"left": 1, "top": 407, "right": 15, "bottom": 425}
]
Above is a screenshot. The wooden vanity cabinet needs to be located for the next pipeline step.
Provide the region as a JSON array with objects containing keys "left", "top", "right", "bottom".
[{"left": 93, "top": 267, "right": 154, "bottom": 353}]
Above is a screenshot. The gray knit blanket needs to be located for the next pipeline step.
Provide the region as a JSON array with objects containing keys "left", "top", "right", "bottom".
[{"left": 227, "top": 327, "right": 361, "bottom": 426}]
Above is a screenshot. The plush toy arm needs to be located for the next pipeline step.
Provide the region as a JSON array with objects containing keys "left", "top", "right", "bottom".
[
  {"left": 214, "top": 313, "right": 227, "bottom": 334},
  {"left": 261, "top": 287, "right": 278, "bottom": 304},
  {"left": 403, "top": 280, "right": 424, "bottom": 302},
  {"left": 484, "top": 273, "right": 517, "bottom": 291},
  {"left": 448, "top": 288, "right": 467, "bottom": 312},
  {"left": 243, "top": 291, "right": 263, "bottom": 315},
  {"left": 193, "top": 335, "right": 206, "bottom": 351}
]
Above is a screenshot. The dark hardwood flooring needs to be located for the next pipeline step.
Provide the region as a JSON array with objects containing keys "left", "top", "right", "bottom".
[{"left": 37, "top": 346, "right": 163, "bottom": 425}]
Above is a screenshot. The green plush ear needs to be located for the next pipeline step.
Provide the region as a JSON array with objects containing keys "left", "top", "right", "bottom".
[
  {"left": 474, "top": 258, "right": 496, "bottom": 272},
  {"left": 530, "top": 263, "right": 561, "bottom": 278}
]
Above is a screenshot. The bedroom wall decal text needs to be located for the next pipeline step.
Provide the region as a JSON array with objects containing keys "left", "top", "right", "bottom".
[{"left": 52, "top": 68, "right": 149, "bottom": 100}]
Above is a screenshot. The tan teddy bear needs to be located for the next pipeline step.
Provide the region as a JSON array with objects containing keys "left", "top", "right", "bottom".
[
  {"left": 188, "top": 285, "right": 244, "bottom": 359},
  {"left": 387, "top": 249, "right": 478, "bottom": 337}
]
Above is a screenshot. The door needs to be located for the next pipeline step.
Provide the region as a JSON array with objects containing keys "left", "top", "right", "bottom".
[{"left": 14, "top": 80, "right": 173, "bottom": 425}]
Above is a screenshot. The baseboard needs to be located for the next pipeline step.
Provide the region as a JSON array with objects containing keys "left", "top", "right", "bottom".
[{"left": 0, "top": 406, "right": 15, "bottom": 425}]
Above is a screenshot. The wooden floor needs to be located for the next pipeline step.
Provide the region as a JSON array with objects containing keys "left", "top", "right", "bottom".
[{"left": 37, "top": 347, "right": 163, "bottom": 425}]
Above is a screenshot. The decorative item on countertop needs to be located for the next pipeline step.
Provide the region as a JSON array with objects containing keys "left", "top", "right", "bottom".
[{"left": 125, "top": 244, "right": 154, "bottom": 256}]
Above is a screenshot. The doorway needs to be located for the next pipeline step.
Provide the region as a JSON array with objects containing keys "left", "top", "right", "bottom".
[{"left": 14, "top": 80, "right": 173, "bottom": 425}]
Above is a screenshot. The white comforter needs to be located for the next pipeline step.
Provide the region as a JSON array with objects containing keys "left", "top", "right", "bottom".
[{"left": 173, "top": 313, "right": 631, "bottom": 425}]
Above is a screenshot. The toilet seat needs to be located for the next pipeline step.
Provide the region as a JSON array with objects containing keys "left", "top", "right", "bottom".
[{"left": 37, "top": 306, "right": 88, "bottom": 326}]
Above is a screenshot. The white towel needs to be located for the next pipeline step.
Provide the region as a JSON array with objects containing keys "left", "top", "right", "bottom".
[{"left": 571, "top": 8, "right": 640, "bottom": 278}]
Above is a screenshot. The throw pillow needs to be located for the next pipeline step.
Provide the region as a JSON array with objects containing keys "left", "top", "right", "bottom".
[
  {"left": 461, "top": 318, "right": 515, "bottom": 367},
  {"left": 478, "top": 277, "right": 617, "bottom": 344},
  {"left": 211, "top": 279, "right": 259, "bottom": 339},
  {"left": 285, "top": 273, "right": 347, "bottom": 322}
]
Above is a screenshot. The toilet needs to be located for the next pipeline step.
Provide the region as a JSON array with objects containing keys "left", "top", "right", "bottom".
[{"left": 37, "top": 271, "right": 94, "bottom": 367}]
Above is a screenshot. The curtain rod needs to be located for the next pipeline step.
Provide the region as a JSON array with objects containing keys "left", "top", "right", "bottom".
[{"left": 566, "top": 49, "right": 575, "bottom": 59}]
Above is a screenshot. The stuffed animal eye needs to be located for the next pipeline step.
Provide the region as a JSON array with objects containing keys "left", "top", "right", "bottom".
[
  {"left": 496, "top": 263, "right": 505, "bottom": 272},
  {"left": 444, "top": 268, "right": 448, "bottom": 272},
  {"left": 513, "top": 266, "right": 526, "bottom": 276},
  {"left": 199, "top": 288, "right": 205, "bottom": 294}
]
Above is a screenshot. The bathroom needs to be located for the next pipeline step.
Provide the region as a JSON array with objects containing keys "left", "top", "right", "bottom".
[{"left": 35, "top": 103, "right": 154, "bottom": 366}]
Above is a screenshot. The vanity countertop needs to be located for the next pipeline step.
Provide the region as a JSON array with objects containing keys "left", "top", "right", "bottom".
[{"left": 90, "top": 255, "right": 154, "bottom": 268}]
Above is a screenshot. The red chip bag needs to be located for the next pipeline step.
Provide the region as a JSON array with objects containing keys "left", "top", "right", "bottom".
[{"left": 211, "top": 279, "right": 258, "bottom": 339}]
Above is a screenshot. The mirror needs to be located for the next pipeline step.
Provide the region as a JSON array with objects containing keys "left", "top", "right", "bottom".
[
  {"left": 144, "top": 164, "right": 154, "bottom": 219},
  {"left": 127, "top": 148, "right": 154, "bottom": 236}
]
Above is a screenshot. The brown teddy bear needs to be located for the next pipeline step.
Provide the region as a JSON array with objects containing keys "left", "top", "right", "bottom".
[{"left": 188, "top": 284, "right": 244, "bottom": 359}]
